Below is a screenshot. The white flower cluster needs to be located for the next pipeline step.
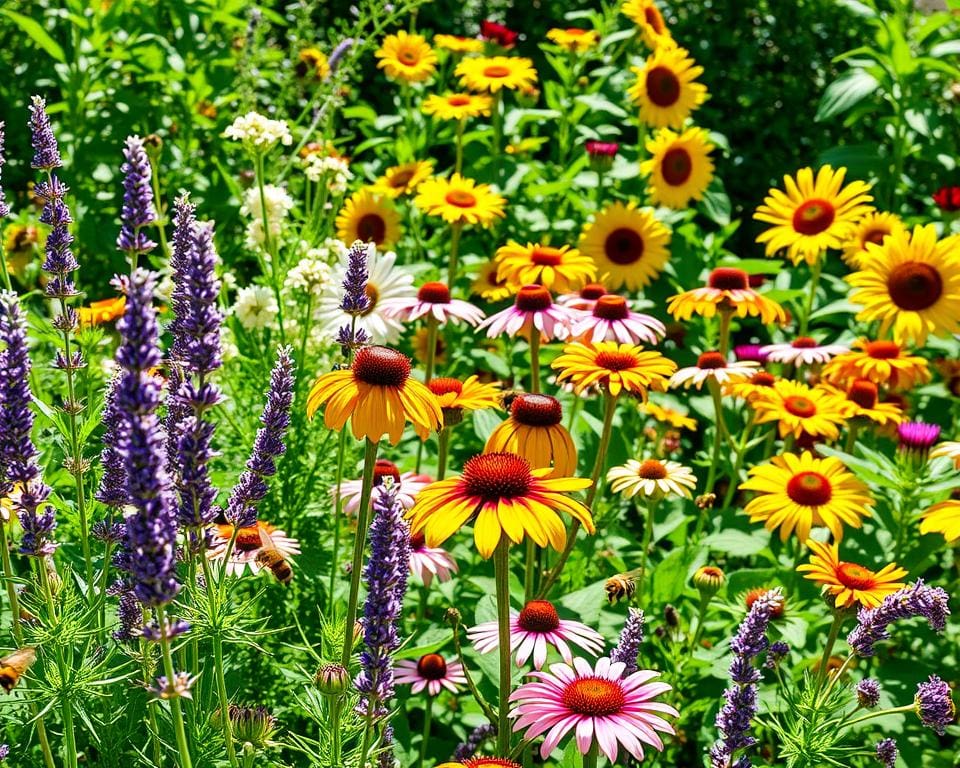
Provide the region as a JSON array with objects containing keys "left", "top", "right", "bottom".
[
  {"left": 223, "top": 111, "right": 293, "bottom": 151},
  {"left": 284, "top": 249, "right": 333, "bottom": 296},
  {"left": 232, "top": 285, "right": 279, "bottom": 330},
  {"left": 303, "top": 153, "right": 352, "bottom": 193},
  {"left": 241, "top": 184, "right": 295, "bottom": 249}
]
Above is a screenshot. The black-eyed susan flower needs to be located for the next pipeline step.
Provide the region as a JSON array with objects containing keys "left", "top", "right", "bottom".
[
  {"left": 667, "top": 267, "right": 786, "bottom": 324},
  {"left": 920, "top": 500, "right": 960, "bottom": 542},
  {"left": 847, "top": 224, "right": 960, "bottom": 347},
  {"left": 415, "top": 174, "right": 506, "bottom": 226},
  {"left": 552, "top": 340, "right": 677, "bottom": 397},
  {"left": 422, "top": 92, "right": 493, "bottom": 121},
  {"left": 621, "top": 0, "right": 673, "bottom": 49},
  {"left": 456, "top": 56, "right": 538, "bottom": 93},
  {"left": 370, "top": 160, "right": 433, "bottom": 199},
  {"left": 750, "top": 380, "right": 847, "bottom": 441},
  {"left": 485, "top": 393, "right": 578, "bottom": 475},
  {"left": 406, "top": 452, "right": 594, "bottom": 559},
  {"left": 297, "top": 48, "right": 330, "bottom": 80},
  {"left": 471, "top": 260, "right": 514, "bottom": 302},
  {"left": 306, "top": 345, "right": 442, "bottom": 444},
  {"left": 740, "top": 451, "right": 873, "bottom": 542},
  {"left": 375, "top": 31, "right": 438, "bottom": 83},
  {"left": 606, "top": 458, "right": 696, "bottom": 500},
  {"left": 828, "top": 379, "right": 903, "bottom": 427},
  {"left": 335, "top": 189, "right": 401, "bottom": 248},
  {"left": 723, "top": 370, "right": 778, "bottom": 403},
  {"left": 578, "top": 202, "right": 671, "bottom": 291},
  {"left": 761, "top": 336, "right": 849, "bottom": 367},
  {"left": 669, "top": 351, "right": 758, "bottom": 390},
  {"left": 822, "top": 337, "right": 931, "bottom": 390},
  {"left": 641, "top": 127, "right": 715, "bottom": 209},
  {"left": 842, "top": 211, "right": 906, "bottom": 269},
  {"left": 754, "top": 165, "right": 873, "bottom": 266},
  {"left": 426, "top": 375, "right": 502, "bottom": 422},
  {"left": 546, "top": 28, "right": 600, "bottom": 53},
  {"left": 433, "top": 34, "right": 484, "bottom": 55},
  {"left": 628, "top": 46, "right": 707, "bottom": 129},
  {"left": 797, "top": 540, "right": 906, "bottom": 608},
  {"left": 494, "top": 241, "right": 596, "bottom": 293}
]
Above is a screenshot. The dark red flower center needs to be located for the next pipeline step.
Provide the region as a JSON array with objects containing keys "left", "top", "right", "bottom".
[
  {"left": 604, "top": 228, "right": 644, "bottom": 265},
  {"left": 398, "top": 48, "right": 419, "bottom": 66},
  {"left": 662, "top": 147, "right": 692, "bottom": 186},
  {"left": 708, "top": 267, "right": 749, "bottom": 291},
  {"left": 530, "top": 246, "right": 564, "bottom": 266},
  {"left": 416, "top": 653, "right": 448, "bottom": 680},
  {"left": 637, "top": 459, "right": 668, "bottom": 479},
  {"left": 751, "top": 372, "right": 776, "bottom": 387},
  {"left": 515, "top": 285, "right": 553, "bottom": 312},
  {"left": 595, "top": 350, "right": 640, "bottom": 372},
  {"left": 352, "top": 346, "right": 411, "bottom": 387},
  {"left": 373, "top": 459, "right": 402, "bottom": 485},
  {"left": 864, "top": 340, "right": 900, "bottom": 360},
  {"left": 784, "top": 395, "right": 816, "bottom": 418},
  {"left": 389, "top": 169, "right": 415, "bottom": 187},
  {"left": 791, "top": 337, "right": 818, "bottom": 349},
  {"left": 580, "top": 283, "right": 607, "bottom": 300},
  {"left": 886, "top": 261, "right": 943, "bottom": 312},
  {"left": 429, "top": 377, "right": 463, "bottom": 397},
  {"left": 410, "top": 529, "right": 426, "bottom": 550},
  {"left": 697, "top": 351, "right": 727, "bottom": 369},
  {"left": 786, "top": 471, "right": 832, "bottom": 506},
  {"left": 862, "top": 226, "right": 890, "bottom": 247},
  {"left": 836, "top": 562, "right": 876, "bottom": 590},
  {"left": 445, "top": 189, "right": 477, "bottom": 208},
  {"left": 463, "top": 758, "right": 522, "bottom": 768},
  {"left": 847, "top": 379, "right": 878, "bottom": 409},
  {"left": 517, "top": 599, "right": 561, "bottom": 632},
  {"left": 792, "top": 198, "right": 835, "bottom": 235},
  {"left": 593, "top": 295, "right": 629, "bottom": 320},
  {"left": 233, "top": 525, "right": 265, "bottom": 552},
  {"left": 511, "top": 394, "right": 563, "bottom": 426},
  {"left": 561, "top": 677, "right": 626, "bottom": 717},
  {"left": 645, "top": 66, "right": 680, "bottom": 107},
  {"left": 418, "top": 281, "right": 451, "bottom": 304},
  {"left": 357, "top": 213, "right": 386, "bottom": 244},
  {"left": 644, "top": 6, "right": 666, "bottom": 32},
  {"left": 448, "top": 95, "right": 472, "bottom": 107},
  {"left": 462, "top": 452, "right": 532, "bottom": 501}
]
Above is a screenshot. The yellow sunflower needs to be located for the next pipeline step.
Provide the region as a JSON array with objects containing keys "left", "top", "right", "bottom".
[
  {"left": 335, "top": 189, "right": 401, "bottom": 248},
  {"left": 578, "top": 201, "right": 671, "bottom": 291},
  {"left": 822, "top": 337, "right": 931, "bottom": 390},
  {"left": 433, "top": 34, "right": 484, "bottom": 54},
  {"left": 370, "top": 160, "right": 434, "bottom": 199},
  {"left": 621, "top": 0, "right": 673, "bottom": 49},
  {"left": 375, "top": 31, "right": 438, "bottom": 83},
  {"left": 750, "top": 380, "right": 847, "bottom": 441},
  {"left": 641, "top": 127, "right": 715, "bottom": 209},
  {"left": 920, "top": 500, "right": 960, "bottom": 542},
  {"left": 456, "top": 56, "right": 538, "bottom": 93},
  {"left": 847, "top": 224, "right": 960, "bottom": 347},
  {"left": 494, "top": 241, "right": 596, "bottom": 293},
  {"left": 628, "top": 46, "right": 707, "bottom": 129},
  {"left": 414, "top": 174, "right": 506, "bottom": 226},
  {"left": 485, "top": 393, "right": 578, "bottom": 475},
  {"left": 797, "top": 540, "right": 907, "bottom": 608},
  {"left": 740, "top": 451, "right": 873, "bottom": 542},
  {"left": 546, "top": 28, "right": 600, "bottom": 53},
  {"left": 841, "top": 211, "right": 906, "bottom": 269},
  {"left": 552, "top": 340, "right": 677, "bottom": 398},
  {"left": 754, "top": 165, "right": 874, "bottom": 266},
  {"left": 422, "top": 92, "right": 493, "bottom": 121},
  {"left": 471, "top": 260, "right": 514, "bottom": 302}
]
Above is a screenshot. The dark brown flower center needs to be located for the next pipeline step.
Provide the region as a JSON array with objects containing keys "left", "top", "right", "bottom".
[
  {"left": 637, "top": 459, "right": 668, "bottom": 479},
  {"left": 390, "top": 169, "right": 415, "bottom": 187},
  {"left": 517, "top": 599, "right": 561, "bottom": 632},
  {"left": 792, "top": 337, "right": 818, "bottom": 349},
  {"left": 410, "top": 530, "right": 426, "bottom": 550},
  {"left": 751, "top": 372, "right": 776, "bottom": 387},
  {"left": 791, "top": 198, "right": 835, "bottom": 236},
  {"left": 661, "top": 147, "right": 692, "bottom": 186},
  {"left": 352, "top": 346, "right": 411, "bottom": 387},
  {"left": 462, "top": 452, "right": 532, "bottom": 502},
  {"left": 511, "top": 394, "right": 563, "bottom": 426},
  {"left": 593, "top": 295, "right": 629, "bottom": 320},
  {"left": 604, "top": 228, "right": 644, "bottom": 265},
  {"left": 697, "top": 351, "right": 727, "bottom": 369},
  {"left": 580, "top": 283, "right": 607, "bottom": 300},
  {"left": 786, "top": 471, "right": 832, "bottom": 506},
  {"left": 515, "top": 285, "right": 552, "bottom": 312},
  {"left": 530, "top": 246, "right": 564, "bottom": 266},
  {"left": 561, "top": 677, "right": 626, "bottom": 717},
  {"left": 863, "top": 226, "right": 890, "bottom": 247},
  {"left": 886, "top": 261, "right": 943, "bottom": 312},
  {"left": 645, "top": 66, "right": 680, "bottom": 107},
  {"left": 418, "top": 281, "right": 451, "bottom": 304},
  {"left": 357, "top": 213, "right": 386, "bottom": 244},
  {"left": 595, "top": 350, "right": 640, "bottom": 372},
  {"left": 373, "top": 459, "right": 402, "bottom": 485},
  {"left": 708, "top": 267, "right": 749, "bottom": 291},
  {"left": 644, "top": 6, "right": 666, "bottom": 33},
  {"left": 865, "top": 340, "right": 901, "bottom": 360},
  {"left": 416, "top": 653, "right": 448, "bottom": 680},
  {"left": 847, "top": 379, "right": 878, "bottom": 410}
]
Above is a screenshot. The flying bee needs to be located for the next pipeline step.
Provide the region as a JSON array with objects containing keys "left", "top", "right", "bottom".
[
  {"left": 0, "top": 647, "right": 37, "bottom": 693},
  {"left": 604, "top": 573, "right": 637, "bottom": 605},
  {"left": 255, "top": 526, "right": 293, "bottom": 586}
]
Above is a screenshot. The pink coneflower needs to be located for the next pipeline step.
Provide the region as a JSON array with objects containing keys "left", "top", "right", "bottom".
[
  {"left": 210, "top": 521, "right": 301, "bottom": 577},
  {"left": 468, "top": 599, "right": 605, "bottom": 670},
  {"left": 761, "top": 336, "right": 849, "bottom": 366},
  {"left": 381, "top": 281, "right": 485, "bottom": 326},
  {"left": 510, "top": 656, "right": 678, "bottom": 762},
  {"left": 585, "top": 140, "right": 619, "bottom": 158},
  {"left": 332, "top": 459, "right": 431, "bottom": 515},
  {"left": 409, "top": 529, "right": 458, "bottom": 586},
  {"left": 556, "top": 282, "right": 608, "bottom": 311},
  {"left": 669, "top": 351, "right": 759, "bottom": 390},
  {"left": 478, "top": 284, "right": 572, "bottom": 341},
  {"left": 734, "top": 344, "right": 770, "bottom": 364},
  {"left": 568, "top": 295, "right": 665, "bottom": 345},
  {"left": 395, "top": 653, "right": 467, "bottom": 696}
]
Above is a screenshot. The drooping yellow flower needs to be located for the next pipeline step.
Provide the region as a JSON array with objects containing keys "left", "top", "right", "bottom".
[
  {"left": 375, "top": 31, "right": 438, "bottom": 83},
  {"left": 370, "top": 160, "right": 434, "bottom": 199},
  {"left": 621, "top": 0, "right": 673, "bottom": 49},
  {"left": 297, "top": 48, "right": 330, "bottom": 80},
  {"left": 667, "top": 267, "right": 786, "bottom": 325},
  {"left": 335, "top": 189, "right": 401, "bottom": 248},
  {"left": 456, "top": 56, "right": 538, "bottom": 93},
  {"left": 485, "top": 393, "right": 578, "bottom": 476},
  {"left": 641, "top": 127, "right": 715, "bottom": 209},
  {"left": 578, "top": 201, "right": 671, "bottom": 291},
  {"left": 797, "top": 540, "right": 907, "bottom": 608},
  {"left": 740, "top": 451, "right": 873, "bottom": 542},
  {"left": 750, "top": 380, "right": 847, "bottom": 441},
  {"left": 920, "top": 499, "right": 960, "bottom": 542},
  {"left": 642, "top": 401, "right": 696, "bottom": 431},
  {"left": 847, "top": 224, "right": 960, "bottom": 347},
  {"left": 821, "top": 338, "right": 931, "bottom": 390},
  {"left": 826, "top": 379, "right": 904, "bottom": 427},
  {"left": 546, "top": 28, "right": 600, "bottom": 53},
  {"left": 628, "top": 46, "right": 707, "bottom": 129},
  {"left": 471, "top": 260, "right": 514, "bottom": 302},
  {"left": 416, "top": 376, "right": 502, "bottom": 439},
  {"left": 494, "top": 242, "right": 596, "bottom": 293},
  {"left": 754, "top": 165, "right": 874, "bottom": 266},
  {"left": 422, "top": 92, "right": 493, "bottom": 121},
  {"left": 552, "top": 340, "right": 677, "bottom": 398},
  {"left": 433, "top": 34, "right": 484, "bottom": 55},
  {"left": 78, "top": 296, "right": 126, "bottom": 328},
  {"left": 414, "top": 174, "right": 506, "bottom": 226},
  {"left": 841, "top": 211, "right": 906, "bottom": 269}
]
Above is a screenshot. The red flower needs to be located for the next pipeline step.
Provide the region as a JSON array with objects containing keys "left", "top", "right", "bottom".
[
  {"left": 933, "top": 185, "right": 960, "bottom": 212},
  {"left": 480, "top": 19, "right": 518, "bottom": 49},
  {"left": 585, "top": 140, "right": 619, "bottom": 158}
]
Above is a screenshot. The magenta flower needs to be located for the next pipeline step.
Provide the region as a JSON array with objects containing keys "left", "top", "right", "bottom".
[
  {"left": 510, "top": 656, "right": 677, "bottom": 762},
  {"left": 394, "top": 653, "right": 467, "bottom": 696},
  {"left": 478, "top": 284, "right": 573, "bottom": 341},
  {"left": 468, "top": 599, "right": 605, "bottom": 670},
  {"left": 568, "top": 294, "right": 665, "bottom": 346},
  {"left": 381, "top": 281, "right": 485, "bottom": 326},
  {"left": 332, "top": 459, "right": 431, "bottom": 516},
  {"left": 409, "top": 530, "right": 458, "bottom": 586}
]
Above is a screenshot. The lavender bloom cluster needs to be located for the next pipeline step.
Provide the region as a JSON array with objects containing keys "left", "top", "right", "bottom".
[
  {"left": 224, "top": 346, "right": 295, "bottom": 528},
  {"left": 95, "top": 374, "right": 128, "bottom": 508},
  {"left": 28, "top": 95, "right": 62, "bottom": 171},
  {"left": 336, "top": 241, "right": 371, "bottom": 355},
  {"left": 875, "top": 738, "right": 898, "bottom": 768},
  {"left": 856, "top": 678, "right": 881, "bottom": 709},
  {"left": 0, "top": 292, "right": 56, "bottom": 556},
  {"left": 915, "top": 675, "right": 955, "bottom": 734},
  {"left": 452, "top": 723, "right": 497, "bottom": 761},
  {"left": 710, "top": 588, "right": 783, "bottom": 768},
  {"left": 847, "top": 579, "right": 950, "bottom": 658},
  {"left": 610, "top": 608, "right": 645, "bottom": 677},
  {"left": 116, "top": 135, "right": 158, "bottom": 256},
  {"left": 0, "top": 122, "right": 9, "bottom": 219},
  {"left": 354, "top": 482, "right": 410, "bottom": 717}
]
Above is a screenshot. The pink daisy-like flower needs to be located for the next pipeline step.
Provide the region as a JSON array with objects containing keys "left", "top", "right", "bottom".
[
  {"left": 395, "top": 653, "right": 467, "bottom": 696},
  {"left": 468, "top": 599, "right": 605, "bottom": 670},
  {"left": 332, "top": 459, "right": 432, "bottom": 515},
  {"left": 568, "top": 294, "right": 665, "bottom": 346},
  {"left": 761, "top": 336, "right": 849, "bottom": 366},
  {"left": 669, "top": 351, "right": 759, "bottom": 390},
  {"left": 510, "top": 656, "right": 678, "bottom": 762},
  {"left": 556, "top": 282, "right": 609, "bottom": 311},
  {"left": 409, "top": 529, "right": 458, "bottom": 586},
  {"left": 209, "top": 521, "right": 301, "bottom": 578},
  {"left": 478, "top": 284, "right": 573, "bottom": 341},
  {"left": 381, "top": 281, "right": 485, "bottom": 327}
]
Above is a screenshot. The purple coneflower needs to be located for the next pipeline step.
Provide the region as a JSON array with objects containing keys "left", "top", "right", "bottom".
[
  {"left": 381, "top": 281, "right": 485, "bottom": 326},
  {"left": 568, "top": 294, "right": 665, "bottom": 346},
  {"left": 761, "top": 337, "right": 848, "bottom": 366},
  {"left": 897, "top": 421, "right": 941, "bottom": 461},
  {"left": 479, "top": 285, "right": 573, "bottom": 341},
  {"left": 408, "top": 529, "right": 457, "bottom": 587},
  {"left": 333, "top": 458, "right": 431, "bottom": 516},
  {"left": 394, "top": 653, "right": 467, "bottom": 696}
]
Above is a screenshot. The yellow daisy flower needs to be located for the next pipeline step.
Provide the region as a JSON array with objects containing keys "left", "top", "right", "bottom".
[
  {"left": 827, "top": 379, "right": 904, "bottom": 427},
  {"left": 414, "top": 174, "right": 506, "bottom": 226},
  {"left": 754, "top": 165, "right": 874, "bottom": 266},
  {"left": 78, "top": 296, "right": 127, "bottom": 328},
  {"left": 578, "top": 201, "right": 671, "bottom": 291},
  {"left": 821, "top": 338, "right": 931, "bottom": 390},
  {"left": 724, "top": 370, "right": 778, "bottom": 403},
  {"left": 433, "top": 34, "right": 484, "bottom": 54},
  {"left": 920, "top": 500, "right": 960, "bottom": 542},
  {"left": 417, "top": 375, "right": 502, "bottom": 438},
  {"left": 335, "top": 189, "right": 401, "bottom": 248},
  {"left": 641, "top": 127, "right": 715, "bottom": 209},
  {"left": 494, "top": 242, "right": 596, "bottom": 293},
  {"left": 375, "top": 31, "right": 438, "bottom": 83},
  {"left": 456, "top": 56, "right": 538, "bottom": 93},
  {"left": 750, "top": 380, "right": 847, "bottom": 441},
  {"left": 370, "top": 160, "right": 434, "bottom": 199},
  {"left": 471, "top": 260, "right": 514, "bottom": 302},
  {"left": 552, "top": 340, "right": 677, "bottom": 398},
  {"left": 546, "top": 28, "right": 600, "bottom": 53},
  {"left": 841, "top": 211, "right": 906, "bottom": 269},
  {"left": 422, "top": 92, "right": 493, "bottom": 121},
  {"left": 297, "top": 48, "right": 331, "bottom": 80},
  {"left": 628, "top": 46, "right": 707, "bottom": 129},
  {"left": 847, "top": 224, "right": 960, "bottom": 347},
  {"left": 797, "top": 540, "right": 906, "bottom": 608},
  {"left": 642, "top": 400, "right": 696, "bottom": 431},
  {"left": 485, "top": 393, "right": 578, "bottom": 476},
  {"left": 621, "top": 0, "right": 673, "bottom": 49}
]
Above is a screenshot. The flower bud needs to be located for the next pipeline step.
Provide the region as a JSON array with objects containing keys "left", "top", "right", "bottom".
[
  {"left": 315, "top": 663, "right": 350, "bottom": 697},
  {"left": 692, "top": 565, "right": 725, "bottom": 597}
]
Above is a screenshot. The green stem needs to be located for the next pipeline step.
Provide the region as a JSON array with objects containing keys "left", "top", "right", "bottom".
[
  {"left": 816, "top": 611, "right": 846, "bottom": 689},
  {"left": 703, "top": 381, "right": 728, "bottom": 503},
  {"left": 147, "top": 154, "right": 170, "bottom": 260},
  {"left": 455, "top": 118, "right": 465, "bottom": 175},
  {"left": 583, "top": 740, "right": 599, "bottom": 768},
  {"left": 637, "top": 498, "right": 659, "bottom": 599},
  {"left": 329, "top": 698, "right": 343, "bottom": 768},
  {"left": 447, "top": 221, "right": 463, "bottom": 285},
  {"left": 718, "top": 308, "right": 733, "bottom": 358},
  {"left": 0, "top": 226, "right": 12, "bottom": 290},
  {"left": 529, "top": 331, "right": 541, "bottom": 394},
  {"left": 798, "top": 259, "right": 822, "bottom": 337},
  {"left": 418, "top": 697, "right": 433, "bottom": 768},
  {"left": 451, "top": 620, "right": 498, "bottom": 724},
  {"left": 494, "top": 539, "right": 513, "bottom": 757},
  {"left": 688, "top": 593, "right": 712, "bottom": 654},
  {"left": 846, "top": 704, "right": 913, "bottom": 729},
  {"left": 156, "top": 605, "right": 194, "bottom": 768},
  {"left": 722, "top": 413, "right": 756, "bottom": 509},
  {"left": 845, "top": 421, "right": 860, "bottom": 454},
  {"left": 437, "top": 427, "right": 450, "bottom": 481},
  {"left": 424, "top": 316, "right": 439, "bottom": 383},
  {"left": 328, "top": 429, "right": 348, "bottom": 616},
  {"left": 201, "top": 556, "right": 239, "bottom": 768},
  {"left": 39, "top": 564, "right": 77, "bottom": 768},
  {"left": 524, "top": 537, "right": 536, "bottom": 602}
]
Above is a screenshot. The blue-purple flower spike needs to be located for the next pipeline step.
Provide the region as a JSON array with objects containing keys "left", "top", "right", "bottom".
[
  {"left": 117, "top": 135, "right": 158, "bottom": 257},
  {"left": 28, "top": 95, "right": 62, "bottom": 171},
  {"left": 340, "top": 241, "right": 370, "bottom": 314},
  {"left": 610, "top": 608, "right": 645, "bottom": 678},
  {"left": 847, "top": 579, "right": 950, "bottom": 658},
  {"left": 96, "top": 374, "right": 128, "bottom": 508}
]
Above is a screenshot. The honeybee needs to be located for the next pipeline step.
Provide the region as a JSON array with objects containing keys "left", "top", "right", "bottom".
[
  {"left": 0, "top": 647, "right": 37, "bottom": 693},
  {"left": 604, "top": 573, "right": 637, "bottom": 605},
  {"left": 255, "top": 527, "right": 293, "bottom": 585}
]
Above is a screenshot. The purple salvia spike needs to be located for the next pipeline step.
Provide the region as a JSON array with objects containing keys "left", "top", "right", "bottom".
[
  {"left": 116, "top": 135, "right": 158, "bottom": 257},
  {"left": 95, "top": 373, "right": 128, "bottom": 508},
  {"left": 609, "top": 608, "right": 645, "bottom": 678},
  {"left": 28, "top": 95, "right": 62, "bottom": 171}
]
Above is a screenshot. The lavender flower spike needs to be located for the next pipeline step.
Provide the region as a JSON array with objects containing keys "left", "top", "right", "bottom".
[
  {"left": 875, "top": 738, "right": 897, "bottom": 768},
  {"left": 28, "top": 95, "right": 62, "bottom": 171},
  {"left": 354, "top": 480, "right": 411, "bottom": 717},
  {"left": 609, "top": 608, "right": 645, "bottom": 677},
  {"left": 915, "top": 675, "right": 955, "bottom": 734},
  {"left": 0, "top": 122, "right": 10, "bottom": 219},
  {"left": 96, "top": 374, "right": 128, "bottom": 507},
  {"left": 224, "top": 346, "right": 295, "bottom": 528},
  {"left": 114, "top": 269, "right": 180, "bottom": 606},
  {"left": 453, "top": 723, "right": 497, "bottom": 761},
  {"left": 117, "top": 136, "right": 158, "bottom": 257},
  {"left": 847, "top": 579, "right": 950, "bottom": 658},
  {"left": 339, "top": 240, "right": 370, "bottom": 314}
]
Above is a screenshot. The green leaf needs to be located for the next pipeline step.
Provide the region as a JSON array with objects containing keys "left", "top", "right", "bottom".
[
  {"left": 0, "top": 10, "right": 66, "bottom": 63},
  {"left": 574, "top": 92, "right": 628, "bottom": 118},
  {"left": 930, "top": 39, "right": 960, "bottom": 59},
  {"left": 699, "top": 183, "right": 731, "bottom": 227},
  {"left": 815, "top": 69, "right": 879, "bottom": 122},
  {"left": 703, "top": 529, "right": 769, "bottom": 557}
]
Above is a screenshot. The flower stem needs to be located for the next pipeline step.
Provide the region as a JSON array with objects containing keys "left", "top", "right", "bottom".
[
  {"left": 816, "top": 611, "right": 845, "bottom": 689},
  {"left": 703, "top": 380, "right": 728, "bottom": 501},
  {"left": 798, "top": 259, "right": 822, "bottom": 337},
  {"left": 328, "top": 428, "right": 348, "bottom": 616},
  {"left": 437, "top": 427, "right": 450, "bottom": 480},
  {"left": 494, "top": 538, "right": 513, "bottom": 757},
  {"left": 455, "top": 119, "right": 465, "bottom": 175},
  {"left": 637, "top": 498, "right": 659, "bottom": 598},
  {"left": 201, "top": 555, "right": 239, "bottom": 768},
  {"left": 451, "top": 616, "right": 498, "bottom": 724},
  {"left": 846, "top": 704, "right": 914, "bottom": 729},
  {"left": 718, "top": 308, "right": 733, "bottom": 358},
  {"left": 583, "top": 741, "right": 599, "bottom": 768},
  {"left": 340, "top": 437, "right": 380, "bottom": 667},
  {"left": 424, "top": 316, "right": 439, "bottom": 383},
  {"left": 529, "top": 331, "right": 541, "bottom": 394},
  {"left": 418, "top": 696, "right": 433, "bottom": 768},
  {"left": 524, "top": 538, "right": 536, "bottom": 602},
  {"left": 156, "top": 604, "right": 194, "bottom": 768},
  {"left": 447, "top": 221, "right": 464, "bottom": 285}
]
